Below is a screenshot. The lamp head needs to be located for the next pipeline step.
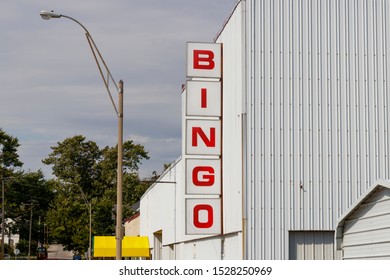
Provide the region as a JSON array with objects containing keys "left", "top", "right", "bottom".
[{"left": 40, "top": 10, "right": 61, "bottom": 20}]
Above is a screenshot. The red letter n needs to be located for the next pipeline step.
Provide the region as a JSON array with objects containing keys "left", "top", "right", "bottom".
[{"left": 192, "top": 127, "right": 215, "bottom": 147}]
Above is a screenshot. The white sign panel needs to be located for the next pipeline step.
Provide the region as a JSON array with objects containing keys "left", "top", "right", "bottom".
[
  {"left": 186, "top": 158, "right": 221, "bottom": 195},
  {"left": 186, "top": 198, "right": 221, "bottom": 235},
  {"left": 187, "top": 42, "right": 222, "bottom": 78},
  {"left": 186, "top": 80, "right": 221, "bottom": 117},
  {"left": 186, "top": 119, "right": 221, "bottom": 155}
]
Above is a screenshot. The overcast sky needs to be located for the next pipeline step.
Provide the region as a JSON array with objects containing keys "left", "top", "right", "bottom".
[{"left": 0, "top": 0, "right": 237, "bottom": 179}]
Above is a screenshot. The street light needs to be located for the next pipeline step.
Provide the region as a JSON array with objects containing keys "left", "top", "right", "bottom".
[
  {"left": 40, "top": 10, "right": 124, "bottom": 260},
  {"left": 26, "top": 203, "right": 34, "bottom": 260},
  {"left": 77, "top": 187, "right": 92, "bottom": 260}
]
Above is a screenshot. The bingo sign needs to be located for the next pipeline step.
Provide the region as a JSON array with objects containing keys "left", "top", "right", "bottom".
[{"left": 185, "top": 42, "right": 222, "bottom": 235}]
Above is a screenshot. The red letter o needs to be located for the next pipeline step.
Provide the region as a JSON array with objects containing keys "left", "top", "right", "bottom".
[{"left": 193, "top": 204, "right": 214, "bottom": 228}]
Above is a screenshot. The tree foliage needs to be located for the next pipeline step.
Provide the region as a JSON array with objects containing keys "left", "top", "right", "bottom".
[
  {"left": 0, "top": 127, "right": 22, "bottom": 177},
  {"left": 6, "top": 171, "right": 53, "bottom": 250},
  {"left": 43, "top": 135, "right": 150, "bottom": 254}
]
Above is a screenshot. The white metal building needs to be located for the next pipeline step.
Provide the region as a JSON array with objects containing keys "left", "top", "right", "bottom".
[{"left": 139, "top": 0, "right": 390, "bottom": 260}]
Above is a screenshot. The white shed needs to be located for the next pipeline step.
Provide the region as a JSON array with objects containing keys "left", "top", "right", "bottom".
[{"left": 335, "top": 181, "right": 390, "bottom": 260}]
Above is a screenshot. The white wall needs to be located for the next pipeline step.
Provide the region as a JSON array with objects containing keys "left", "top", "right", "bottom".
[
  {"left": 140, "top": 160, "right": 179, "bottom": 252},
  {"left": 215, "top": 0, "right": 244, "bottom": 239}
]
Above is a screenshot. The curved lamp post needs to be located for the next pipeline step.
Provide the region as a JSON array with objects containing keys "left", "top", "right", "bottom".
[{"left": 40, "top": 10, "right": 124, "bottom": 260}]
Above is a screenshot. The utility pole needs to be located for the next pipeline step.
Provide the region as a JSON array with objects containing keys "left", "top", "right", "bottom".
[
  {"left": 116, "top": 80, "right": 124, "bottom": 260},
  {"left": 1, "top": 178, "right": 4, "bottom": 260},
  {"left": 28, "top": 203, "right": 33, "bottom": 259}
]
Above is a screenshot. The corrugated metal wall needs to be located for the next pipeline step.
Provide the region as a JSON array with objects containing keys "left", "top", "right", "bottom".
[
  {"left": 342, "top": 186, "right": 390, "bottom": 260},
  {"left": 244, "top": 0, "right": 390, "bottom": 259}
]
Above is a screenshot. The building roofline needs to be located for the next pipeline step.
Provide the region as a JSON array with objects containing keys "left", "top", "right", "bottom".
[
  {"left": 213, "top": 0, "right": 242, "bottom": 42},
  {"left": 140, "top": 156, "right": 181, "bottom": 199},
  {"left": 335, "top": 180, "right": 390, "bottom": 250}
]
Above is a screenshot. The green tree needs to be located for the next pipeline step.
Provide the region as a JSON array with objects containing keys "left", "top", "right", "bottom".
[
  {"left": 6, "top": 171, "right": 53, "bottom": 254},
  {"left": 1, "top": 128, "right": 23, "bottom": 257},
  {"left": 1, "top": 128, "right": 53, "bottom": 256},
  {"left": 0, "top": 127, "right": 23, "bottom": 176},
  {"left": 43, "top": 135, "right": 149, "bottom": 254},
  {"left": 42, "top": 135, "right": 101, "bottom": 196}
]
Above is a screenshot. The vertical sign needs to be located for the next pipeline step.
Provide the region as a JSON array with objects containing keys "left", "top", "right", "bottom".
[{"left": 185, "top": 42, "right": 222, "bottom": 235}]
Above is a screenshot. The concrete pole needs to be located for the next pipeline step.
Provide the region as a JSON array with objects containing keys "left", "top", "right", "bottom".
[{"left": 116, "top": 80, "right": 124, "bottom": 260}]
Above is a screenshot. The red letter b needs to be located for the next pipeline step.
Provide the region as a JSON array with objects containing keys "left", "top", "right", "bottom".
[{"left": 193, "top": 50, "right": 215, "bottom": 70}]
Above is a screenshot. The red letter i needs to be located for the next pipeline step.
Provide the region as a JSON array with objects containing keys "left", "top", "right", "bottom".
[{"left": 201, "top": 88, "right": 207, "bottom": 108}]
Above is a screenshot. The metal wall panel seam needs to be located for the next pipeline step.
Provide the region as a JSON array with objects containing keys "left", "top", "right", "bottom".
[
  {"left": 341, "top": 0, "right": 349, "bottom": 215},
  {"left": 307, "top": 0, "right": 313, "bottom": 229},
  {"left": 330, "top": 0, "right": 338, "bottom": 221},
  {"left": 298, "top": 0, "right": 304, "bottom": 230},
  {"left": 322, "top": 0, "right": 330, "bottom": 229},
  {"left": 376, "top": 0, "right": 386, "bottom": 180},
  {"left": 326, "top": 0, "right": 334, "bottom": 228},
  {"left": 267, "top": 0, "right": 273, "bottom": 223},
  {"left": 304, "top": 0, "right": 310, "bottom": 228},
  {"left": 366, "top": 0, "right": 374, "bottom": 188},
  {"left": 346, "top": 0, "right": 353, "bottom": 207},
  {"left": 240, "top": 0, "right": 248, "bottom": 260},
  {"left": 293, "top": 0, "right": 300, "bottom": 230},
  {"left": 246, "top": 0, "right": 254, "bottom": 259},
  {"left": 313, "top": 0, "right": 321, "bottom": 230},
  {"left": 251, "top": 0, "right": 257, "bottom": 259},
  {"left": 357, "top": 0, "right": 366, "bottom": 197},
  {"left": 261, "top": 0, "right": 268, "bottom": 260},
  {"left": 351, "top": 0, "right": 359, "bottom": 203},
  {"left": 335, "top": 0, "right": 342, "bottom": 219},
  {"left": 279, "top": 0, "right": 288, "bottom": 258},
  {"left": 372, "top": 0, "right": 379, "bottom": 181},
  {"left": 380, "top": 0, "right": 388, "bottom": 180},
  {"left": 385, "top": 0, "right": 390, "bottom": 179},
  {"left": 362, "top": 0, "right": 369, "bottom": 191},
  {"left": 282, "top": 0, "right": 290, "bottom": 258},
  {"left": 288, "top": 0, "right": 294, "bottom": 232},
  {"left": 272, "top": 0, "right": 279, "bottom": 258},
  {"left": 317, "top": 0, "right": 326, "bottom": 229}
]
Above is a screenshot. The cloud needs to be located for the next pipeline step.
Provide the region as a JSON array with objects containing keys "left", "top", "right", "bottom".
[{"left": 0, "top": 0, "right": 237, "bottom": 179}]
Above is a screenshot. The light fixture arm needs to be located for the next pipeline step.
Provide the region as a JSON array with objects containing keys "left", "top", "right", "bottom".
[
  {"left": 40, "top": 11, "right": 119, "bottom": 115},
  {"left": 63, "top": 14, "right": 119, "bottom": 115},
  {"left": 84, "top": 32, "right": 119, "bottom": 116}
]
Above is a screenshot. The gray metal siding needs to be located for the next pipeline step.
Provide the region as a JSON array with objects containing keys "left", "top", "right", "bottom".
[
  {"left": 243, "top": 0, "right": 390, "bottom": 259},
  {"left": 342, "top": 187, "right": 390, "bottom": 259}
]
